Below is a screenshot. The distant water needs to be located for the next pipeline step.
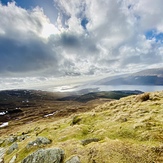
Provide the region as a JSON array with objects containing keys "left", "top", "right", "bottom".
[
  {"left": 94, "top": 85, "right": 163, "bottom": 92},
  {"left": 52, "top": 85, "right": 163, "bottom": 93}
]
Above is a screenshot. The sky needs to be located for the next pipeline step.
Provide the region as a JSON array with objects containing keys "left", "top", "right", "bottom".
[{"left": 0, "top": 0, "right": 163, "bottom": 90}]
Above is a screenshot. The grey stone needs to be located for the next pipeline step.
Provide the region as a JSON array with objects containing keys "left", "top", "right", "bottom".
[
  {"left": 26, "top": 137, "right": 52, "bottom": 149},
  {"left": 65, "top": 156, "right": 80, "bottom": 163},
  {"left": 7, "top": 143, "right": 18, "bottom": 154},
  {"left": 36, "top": 137, "right": 52, "bottom": 145},
  {"left": 21, "top": 148, "right": 64, "bottom": 163},
  {"left": 5, "top": 136, "right": 17, "bottom": 145}
]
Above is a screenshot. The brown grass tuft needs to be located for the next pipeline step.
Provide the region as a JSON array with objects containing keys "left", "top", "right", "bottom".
[{"left": 135, "top": 93, "right": 150, "bottom": 102}]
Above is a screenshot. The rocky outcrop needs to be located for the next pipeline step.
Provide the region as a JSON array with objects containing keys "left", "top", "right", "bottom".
[
  {"left": 26, "top": 137, "right": 52, "bottom": 149},
  {"left": 21, "top": 148, "right": 64, "bottom": 163},
  {"left": 65, "top": 156, "right": 80, "bottom": 163}
]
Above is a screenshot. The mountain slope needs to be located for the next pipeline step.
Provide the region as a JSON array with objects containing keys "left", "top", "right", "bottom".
[
  {"left": 133, "top": 68, "right": 163, "bottom": 76},
  {"left": 58, "top": 90, "right": 143, "bottom": 102},
  {"left": 0, "top": 89, "right": 142, "bottom": 123},
  {"left": 97, "top": 68, "right": 163, "bottom": 85},
  {"left": 0, "top": 91, "right": 163, "bottom": 162}
]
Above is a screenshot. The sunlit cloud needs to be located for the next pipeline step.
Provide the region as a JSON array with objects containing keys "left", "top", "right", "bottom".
[{"left": 0, "top": 0, "right": 163, "bottom": 89}]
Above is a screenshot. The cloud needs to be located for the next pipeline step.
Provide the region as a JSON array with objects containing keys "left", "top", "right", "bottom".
[
  {"left": 0, "top": 0, "right": 163, "bottom": 78},
  {"left": 129, "top": 0, "right": 163, "bottom": 32},
  {"left": 54, "top": 0, "right": 163, "bottom": 74},
  {"left": 0, "top": 34, "right": 59, "bottom": 76},
  {"left": 0, "top": 2, "right": 60, "bottom": 77}
]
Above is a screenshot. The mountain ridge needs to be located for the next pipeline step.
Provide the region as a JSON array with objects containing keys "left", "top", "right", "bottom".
[{"left": 96, "top": 68, "right": 163, "bottom": 85}]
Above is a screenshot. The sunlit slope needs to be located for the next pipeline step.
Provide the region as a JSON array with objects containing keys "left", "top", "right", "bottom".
[{"left": 0, "top": 91, "right": 163, "bottom": 163}]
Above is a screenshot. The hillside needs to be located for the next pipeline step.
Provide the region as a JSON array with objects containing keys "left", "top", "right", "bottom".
[
  {"left": 0, "top": 91, "right": 163, "bottom": 162},
  {"left": 97, "top": 68, "right": 163, "bottom": 85},
  {"left": 0, "top": 89, "right": 142, "bottom": 123},
  {"left": 133, "top": 68, "right": 163, "bottom": 76},
  {"left": 58, "top": 90, "right": 143, "bottom": 102}
]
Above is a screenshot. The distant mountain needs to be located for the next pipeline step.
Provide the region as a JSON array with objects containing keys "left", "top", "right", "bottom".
[
  {"left": 0, "top": 89, "right": 142, "bottom": 123},
  {"left": 58, "top": 90, "right": 143, "bottom": 102},
  {"left": 96, "top": 68, "right": 163, "bottom": 85},
  {"left": 133, "top": 68, "right": 163, "bottom": 76}
]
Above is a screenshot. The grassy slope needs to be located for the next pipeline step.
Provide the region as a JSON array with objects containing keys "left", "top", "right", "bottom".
[{"left": 1, "top": 91, "right": 163, "bottom": 162}]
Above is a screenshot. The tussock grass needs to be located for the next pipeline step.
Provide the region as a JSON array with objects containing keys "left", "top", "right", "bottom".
[
  {"left": 1, "top": 91, "right": 163, "bottom": 162},
  {"left": 135, "top": 93, "right": 150, "bottom": 102}
]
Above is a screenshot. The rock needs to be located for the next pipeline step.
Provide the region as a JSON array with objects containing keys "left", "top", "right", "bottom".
[
  {"left": 81, "top": 138, "right": 100, "bottom": 146},
  {"left": 9, "top": 155, "right": 17, "bottom": 163},
  {"left": 7, "top": 143, "right": 18, "bottom": 154},
  {"left": 65, "top": 156, "right": 80, "bottom": 163},
  {"left": 26, "top": 137, "right": 52, "bottom": 149},
  {"left": 5, "top": 136, "right": 17, "bottom": 145},
  {"left": 36, "top": 137, "right": 52, "bottom": 145},
  {"left": 21, "top": 148, "right": 64, "bottom": 163}
]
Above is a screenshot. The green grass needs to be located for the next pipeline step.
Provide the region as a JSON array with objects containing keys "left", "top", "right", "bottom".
[{"left": 1, "top": 91, "right": 163, "bottom": 162}]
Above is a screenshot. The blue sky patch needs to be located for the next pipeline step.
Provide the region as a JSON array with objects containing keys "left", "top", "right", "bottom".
[
  {"left": 81, "top": 18, "right": 88, "bottom": 30},
  {"left": 1, "top": 0, "right": 58, "bottom": 23},
  {"left": 145, "top": 29, "right": 163, "bottom": 42},
  {"left": 1, "top": 0, "right": 35, "bottom": 9}
]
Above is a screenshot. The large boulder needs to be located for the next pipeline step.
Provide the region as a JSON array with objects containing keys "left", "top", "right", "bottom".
[{"left": 21, "top": 148, "right": 64, "bottom": 163}]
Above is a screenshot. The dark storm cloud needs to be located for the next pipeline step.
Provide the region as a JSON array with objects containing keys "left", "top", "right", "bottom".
[
  {"left": 0, "top": 34, "right": 59, "bottom": 76},
  {"left": 60, "top": 34, "right": 79, "bottom": 47}
]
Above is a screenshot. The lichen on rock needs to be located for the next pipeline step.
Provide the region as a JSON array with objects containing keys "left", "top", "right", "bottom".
[
  {"left": 26, "top": 137, "right": 52, "bottom": 149},
  {"left": 21, "top": 148, "right": 64, "bottom": 163},
  {"left": 6, "top": 143, "right": 18, "bottom": 155}
]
